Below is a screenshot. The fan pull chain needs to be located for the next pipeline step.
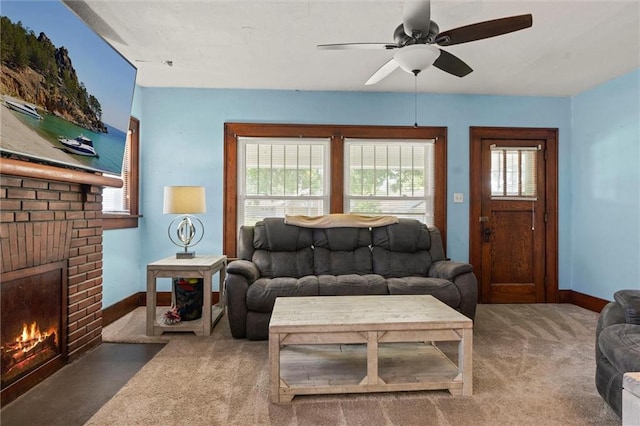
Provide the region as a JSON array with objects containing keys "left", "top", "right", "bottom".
[{"left": 413, "top": 71, "right": 418, "bottom": 128}]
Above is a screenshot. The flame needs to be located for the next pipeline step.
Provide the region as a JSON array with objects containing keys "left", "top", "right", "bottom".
[{"left": 15, "top": 322, "right": 53, "bottom": 353}]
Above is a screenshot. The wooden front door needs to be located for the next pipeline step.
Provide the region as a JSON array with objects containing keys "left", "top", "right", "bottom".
[{"left": 470, "top": 127, "right": 558, "bottom": 304}]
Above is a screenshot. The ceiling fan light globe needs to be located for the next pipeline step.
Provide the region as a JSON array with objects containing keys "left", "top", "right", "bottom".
[{"left": 393, "top": 44, "right": 440, "bottom": 74}]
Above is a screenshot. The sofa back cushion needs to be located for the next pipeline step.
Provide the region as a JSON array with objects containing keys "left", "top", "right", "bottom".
[
  {"left": 251, "top": 218, "right": 313, "bottom": 278},
  {"left": 614, "top": 290, "right": 640, "bottom": 325},
  {"left": 427, "top": 227, "right": 446, "bottom": 262},
  {"left": 313, "top": 227, "right": 373, "bottom": 275},
  {"left": 371, "top": 219, "right": 433, "bottom": 277},
  {"left": 237, "top": 225, "right": 256, "bottom": 260}
]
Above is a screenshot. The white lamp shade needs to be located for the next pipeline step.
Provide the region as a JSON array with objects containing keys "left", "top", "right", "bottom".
[
  {"left": 163, "top": 186, "right": 206, "bottom": 214},
  {"left": 393, "top": 44, "right": 440, "bottom": 73}
]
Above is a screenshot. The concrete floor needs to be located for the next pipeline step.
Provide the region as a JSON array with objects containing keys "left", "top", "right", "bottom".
[{"left": 0, "top": 343, "right": 165, "bottom": 426}]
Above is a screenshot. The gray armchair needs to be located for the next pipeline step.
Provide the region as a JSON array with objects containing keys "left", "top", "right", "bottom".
[{"left": 596, "top": 289, "right": 640, "bottom": 417}]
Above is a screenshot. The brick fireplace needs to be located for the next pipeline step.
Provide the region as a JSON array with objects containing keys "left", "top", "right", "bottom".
[{"left": 0, "top": 159, "right": 119, "bottom": 405}]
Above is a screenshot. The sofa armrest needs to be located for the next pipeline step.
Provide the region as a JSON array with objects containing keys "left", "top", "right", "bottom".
[
  {"left": 428, "top": 260, "right": 477, "bottom": 320},
  {"left": 428, "top": 260, "right": 473, "bottom": 280},
  {"left": 227, "top": 259, "right": 260, "bottom": 284},
  {"left": 596, "top": 301, "right": 627, "bottom": 363},
  {"left": 225, "top": 260, "right": 261, "bottom": 339}
]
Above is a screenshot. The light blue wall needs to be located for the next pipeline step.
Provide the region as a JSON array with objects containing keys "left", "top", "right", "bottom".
[
  {"left": 101, "top": 227, "right": 142, "bottom": 302},
  {"left": 102, "top": 69, "right": 639, "bottom": 307},
  {"left": 569, "top": 69, "right": 640, "bottom": 299},
  {"left": 102, "top": 88, "right": 143, "bottom": 305},
  {"left": 101, "top": 87, "right": 569, "bottom": 306}
]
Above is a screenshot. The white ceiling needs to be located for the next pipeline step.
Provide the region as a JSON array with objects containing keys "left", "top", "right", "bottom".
[{"left": 69, "top": 0, "right": 640, "bottom": 97}]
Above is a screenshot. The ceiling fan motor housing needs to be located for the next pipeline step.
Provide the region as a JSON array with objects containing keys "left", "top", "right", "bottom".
[{"left": 394, "top": 21, "right": 440, "bottom": 46}]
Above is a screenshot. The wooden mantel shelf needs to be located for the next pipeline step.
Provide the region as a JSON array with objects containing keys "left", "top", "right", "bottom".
[{"left": 0, "top": 158, "right": 122, "bottom": 188}]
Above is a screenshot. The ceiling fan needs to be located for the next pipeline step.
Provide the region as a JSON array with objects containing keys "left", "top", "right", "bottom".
[{"left": 317, "top": 0, "right": 533, "bottom": 85}]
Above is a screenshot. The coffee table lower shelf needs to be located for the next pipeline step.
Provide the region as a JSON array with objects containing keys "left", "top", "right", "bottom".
[{"left": 277, "top": 343, "right": 462, "bottom": 402}]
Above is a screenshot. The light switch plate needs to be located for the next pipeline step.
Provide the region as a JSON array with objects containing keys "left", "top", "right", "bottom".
[{"left": 453, "top": 193, "right": 464, "bottom": 203}]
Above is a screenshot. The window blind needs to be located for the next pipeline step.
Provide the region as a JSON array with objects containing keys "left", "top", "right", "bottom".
[
  {"left": 490, "top": 144, "right": 538, "bottom": 199},
  {"left": 344, "top": 138, "right": 435, "bottom": 225},
  {"left": 102, "top": 130, "right": 131, "bottom": 213},
  {"left": 237, "top": 137, "right": 330, "bottom": 226}
]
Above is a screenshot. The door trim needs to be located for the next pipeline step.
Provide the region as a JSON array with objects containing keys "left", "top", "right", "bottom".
[{"left": 469, "top": 127, "right": 559, "bottom": 303}]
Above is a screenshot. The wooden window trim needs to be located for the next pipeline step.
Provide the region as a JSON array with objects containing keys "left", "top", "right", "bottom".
[
  {"left": 103, "top": 116, "right": 141, "bottom": 230},
  {"left": 224, "top": 123, "right": 447, "bottom": 257}
]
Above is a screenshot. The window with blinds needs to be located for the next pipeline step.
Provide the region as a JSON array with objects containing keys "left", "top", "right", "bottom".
[
  {"left": 102, "top": 130, "right": 132, "bottom": 213},
  {"left": 490, "top": 145, "right": 538, "bottom": 199},
  {"left": 237, "top": 137, "right": 330, "bottom": 226},
  {"left": 344, "top": 139, "right": 436, "bottom": 225}
]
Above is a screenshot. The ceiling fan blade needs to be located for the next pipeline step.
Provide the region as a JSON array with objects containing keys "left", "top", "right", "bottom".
[
  {"left": 317, "top": 43, "right": 397, "bottom": 50},
  {"left": 436, "top": 14, "right": 532, "bottom": 46},
  {"left": 365, "top": 58, "right": 400, "bottom": 85},
  {"left": 402, "top": 0, "right": 431, "bottom": 37},
  {"left": 432, "top": 49, "right": 473, "bottom": 77}
]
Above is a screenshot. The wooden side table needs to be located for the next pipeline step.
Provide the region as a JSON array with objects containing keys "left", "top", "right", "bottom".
[{"left": 146, "top": 255, "right": 227, "bottom": 336}]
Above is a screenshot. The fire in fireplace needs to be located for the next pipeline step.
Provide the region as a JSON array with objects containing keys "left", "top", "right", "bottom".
[
  {"left": 1, "top": 261, "right": 67, "bottom": 399},
  {"left": 2, "top": 321, "right": 58, "bottom": 386}
]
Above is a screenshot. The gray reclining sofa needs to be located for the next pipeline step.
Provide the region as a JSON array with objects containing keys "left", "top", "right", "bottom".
[
  {"left": 596, "top": 289, "right": 640, "bottom": 417},
  {"left": 225, "top": 217, "right": 478, "bottom": 340}
]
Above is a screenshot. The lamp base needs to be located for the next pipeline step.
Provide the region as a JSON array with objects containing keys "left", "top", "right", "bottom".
[{"left": 176, "top": 251, "right": 196, "bottom": 259}]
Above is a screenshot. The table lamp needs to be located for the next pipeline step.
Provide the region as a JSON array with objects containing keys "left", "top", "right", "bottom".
[{"left": 163, "top": 186, "right": 206, "bottom": 259}]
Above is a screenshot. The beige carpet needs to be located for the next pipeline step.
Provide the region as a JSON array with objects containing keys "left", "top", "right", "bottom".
[{"left": 90, "top": 304, "right": 618, "bottom": 425}]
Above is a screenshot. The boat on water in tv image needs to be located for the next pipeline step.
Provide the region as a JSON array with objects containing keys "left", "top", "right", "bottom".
[
  {"left": 4, "top": 99, "right": 42, "bottom": 120},
  {"left": 57, "top": 134, "right": 99, "bottom": 157}
]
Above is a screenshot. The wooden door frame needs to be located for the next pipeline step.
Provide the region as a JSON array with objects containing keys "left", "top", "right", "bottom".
[{"left": 469, "top": 127, "right": 559, "bottom": 303}]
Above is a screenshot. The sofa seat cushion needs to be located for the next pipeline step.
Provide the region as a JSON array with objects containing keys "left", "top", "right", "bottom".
[
  {"left": 246, "top": 276, "right": 318, "bottom": 313},
  {"left": 387, "top": 277, "right": 461, "bottom": 308},
  {"left": 318, "top": 274, "right": 387, "bottom": 296},
  {"left": 598, "top": 324, "right": 640, "bottom": 373}
]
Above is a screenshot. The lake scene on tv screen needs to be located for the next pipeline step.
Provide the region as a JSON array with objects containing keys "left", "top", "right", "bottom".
[{"left": 0, "top": 1, "right": 136, "bottom": 175}]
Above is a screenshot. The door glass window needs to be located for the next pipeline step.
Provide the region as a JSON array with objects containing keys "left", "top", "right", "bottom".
[{"left": 490, "top": 145, "right": 538, "bottom": 199}]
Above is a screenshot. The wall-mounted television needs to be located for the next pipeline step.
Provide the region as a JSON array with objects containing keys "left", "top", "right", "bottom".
[{"left": 0, "top": 0, "right": 136, "bottom": 175}]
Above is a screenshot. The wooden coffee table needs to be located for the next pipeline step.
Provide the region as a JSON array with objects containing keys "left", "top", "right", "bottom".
[{"left": 269, "top": 295, "right": 473, "bottom": 403}]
